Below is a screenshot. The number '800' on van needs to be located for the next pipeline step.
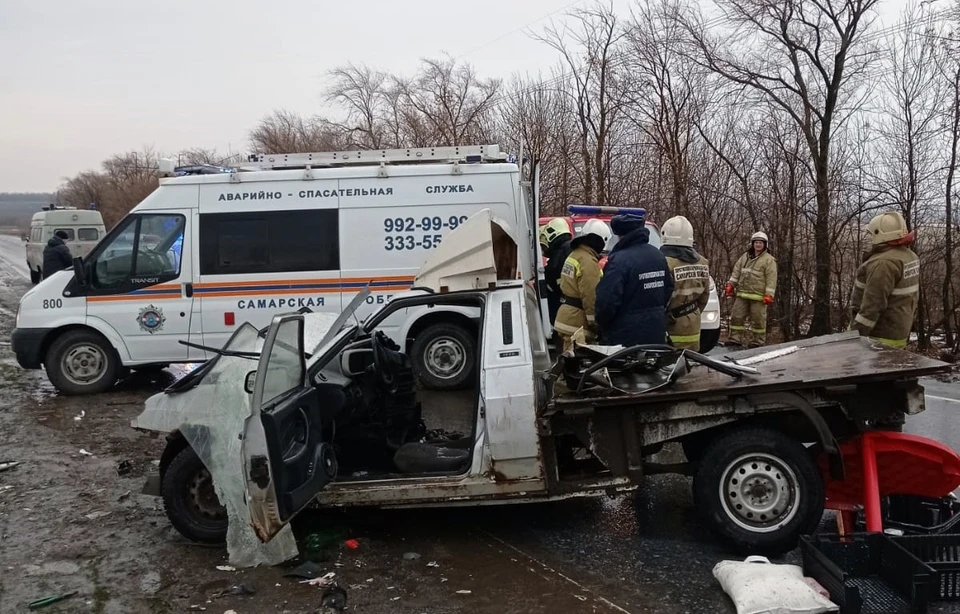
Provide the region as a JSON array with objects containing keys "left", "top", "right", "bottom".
[{"left": 11, "top": 145, "right": 536, "bottom": 395}]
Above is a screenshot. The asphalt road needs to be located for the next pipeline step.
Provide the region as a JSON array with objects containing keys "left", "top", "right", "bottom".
[
  {"left": 0, "top": 231, "right": 957, "bottom": 613},
  {"left": 0, "top": 232, "right": 29, "bottom": 281}
]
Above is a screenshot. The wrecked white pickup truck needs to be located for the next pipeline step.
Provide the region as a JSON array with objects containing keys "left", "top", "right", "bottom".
[{"left": 132, "top": 210, "right": 952, "bottom": 563}]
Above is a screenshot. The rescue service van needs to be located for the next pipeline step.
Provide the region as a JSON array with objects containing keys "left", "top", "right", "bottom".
[
  {"left": 11, "top": 145, "right": 538, "bottom": 395},
  {"left": 24, "top": 207, "right": 105, "bottom": 284}
]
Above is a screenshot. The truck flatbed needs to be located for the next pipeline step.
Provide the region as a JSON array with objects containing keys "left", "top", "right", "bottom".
[{"left": 549, "top": 332, "right": 952, "bottom": 410}]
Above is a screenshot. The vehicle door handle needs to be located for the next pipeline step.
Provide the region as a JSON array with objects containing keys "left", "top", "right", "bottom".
[{"left": 184, "top": 282, "right": 194, "bottom": 298}]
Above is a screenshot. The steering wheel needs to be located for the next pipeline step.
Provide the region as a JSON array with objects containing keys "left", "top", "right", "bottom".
[{"left": 371, "top": 331, "right": 401, "bottom": 393}]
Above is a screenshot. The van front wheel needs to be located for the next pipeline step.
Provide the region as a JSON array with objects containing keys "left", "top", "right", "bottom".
[
  {"left": 411, "top": 324, "right": 476, "bottom": 390},
  {"left": 29, "top": 267, "right": 40, "bottom": 284},
  {"left": 45, "top": 330, "right": 120, "bottom": 395}
]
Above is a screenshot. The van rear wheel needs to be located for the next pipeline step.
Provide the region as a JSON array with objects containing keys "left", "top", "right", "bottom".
[
  {"left": 29, "top": 267, "right": 40, "bottom": 284},
  {"left": 411, "top": 323, "right": 476, "bottom": 390},
  {"left": 45, "top": 330, "right": 120, "bottom": 396}
]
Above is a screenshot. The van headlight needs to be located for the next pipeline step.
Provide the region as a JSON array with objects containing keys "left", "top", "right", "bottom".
[{"left": 704, "top": 310, "right": 719, "bottom": 323}]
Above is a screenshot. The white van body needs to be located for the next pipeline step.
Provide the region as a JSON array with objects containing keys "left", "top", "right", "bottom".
[
  {"left": 24, "top": 208, "right": 105, "bottom": 284},
  {"left": 11, "top": 145, "right": 538, "bottom": 395}
]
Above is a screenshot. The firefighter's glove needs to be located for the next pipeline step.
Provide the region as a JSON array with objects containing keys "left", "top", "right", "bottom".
[
  {"left": 763, "top": 295, "right": 774, "bottom": 305},
  {"left": 725, "top": 283, "right": 735, "bottom": 297}
]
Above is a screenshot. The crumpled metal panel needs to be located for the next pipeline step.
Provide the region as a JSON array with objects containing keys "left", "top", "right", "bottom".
[{"left": 136, "top": 323, "right": 299, "bottom": 568}]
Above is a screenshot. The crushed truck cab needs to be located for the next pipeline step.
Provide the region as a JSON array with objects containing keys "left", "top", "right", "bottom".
[{"left": 132, "top": 210, "right": 953, "bottom": 559}]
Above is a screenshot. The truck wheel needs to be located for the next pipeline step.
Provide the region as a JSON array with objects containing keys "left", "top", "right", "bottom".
[
  {"left": 29, "top": 267, "right": 40, "bottom": 284},
  {"left": 410, "top": 323, "right": 476, "bottom": 390},
  {"left": 45, "top": 330, "right": 120, "bottom": 396},
  {"left": 693, "top": 427, "right": 824, "bottom": 555},
  {"left": 162, "top": 446, "right": 227, "bottom": 544},
  {"left": 700, "top": 328, "right": 720, "bottom": 354}
]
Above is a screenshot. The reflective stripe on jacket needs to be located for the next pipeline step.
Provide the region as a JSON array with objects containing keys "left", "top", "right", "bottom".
[
  {"left": 555, "top": 245, "right": 602, "bottom": 337},
  {"left": 665, "top": 254, "right": 710, "bottom": 344},
  {"left": 849, "top": 245, "right": 919, "bottom": 347},
  {"left": 728, "top": 250, "right": 777, "bottom": 301}
]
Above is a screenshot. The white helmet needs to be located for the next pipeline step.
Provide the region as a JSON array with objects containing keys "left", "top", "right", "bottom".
[
  {"left": 580, "top": 218, "right": 612, "bottom": 243},
  {"left": 867, "top": 211, "right": 908, "bottom": 245},
  {"left": 662, "top": 215, "right": 695, "bottom": 247},
  {"left": 751, "top": 231, "right": 768, "bottom": 243}
]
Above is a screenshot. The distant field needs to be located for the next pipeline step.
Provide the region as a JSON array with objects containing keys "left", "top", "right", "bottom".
[{"left": 0, "top": 193, "right": 54, "bottom": 230}]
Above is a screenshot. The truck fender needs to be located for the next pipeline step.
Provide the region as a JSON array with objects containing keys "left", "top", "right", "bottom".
[
  {"left": 84, "top": 315, "right": 133, "bottom": 363},
  {"left": 746, "top": 392, "right": 844, "bottom": 481}
]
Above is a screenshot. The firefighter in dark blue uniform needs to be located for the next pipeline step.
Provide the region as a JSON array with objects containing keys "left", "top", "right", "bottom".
[{"left": 595, "top": 213, "right": 673, "bottom": 346}]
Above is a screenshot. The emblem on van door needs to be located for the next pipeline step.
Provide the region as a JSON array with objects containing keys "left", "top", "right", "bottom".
[{"left": 136, "top": 305, "right": 166, "bottom": 334}]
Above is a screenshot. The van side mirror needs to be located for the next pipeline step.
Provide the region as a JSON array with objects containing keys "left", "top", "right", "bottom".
[
  {"left": 244, "top": 371, "right": 257, "bottom": 394},
  {"left": 72, "top": 257, "right": 86, "bottom": 286}
]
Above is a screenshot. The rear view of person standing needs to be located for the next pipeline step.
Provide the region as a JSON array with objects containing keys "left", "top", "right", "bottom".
[
  {"left": 726, "top": 231, "right": 777, "bottom": 348},
  {"left": 42, "top": 230, "right": 73, "bottom": 279},
  {"left": 554, "top": 219, "right": 611, "bottom": 352},
  {"left": 595, "top": 213, "right": 673, "bottom": 346},
  {"left": 660, "top": 216, "right": 711, "bottom": 351},
  {"left": 849, "top": 211, "right": 920, "bottom": 348}
]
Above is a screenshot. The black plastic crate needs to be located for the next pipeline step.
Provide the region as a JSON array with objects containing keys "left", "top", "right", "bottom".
[
  {"left": 891, "top": 535, "right": 960, "bottom": 600},
  {"left": 801, "top": 533, "right": 936, "bottom": 613}
]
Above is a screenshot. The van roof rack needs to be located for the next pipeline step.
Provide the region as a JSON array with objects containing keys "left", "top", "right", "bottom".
[{"left": 241, "top": 145, "right": 510, "bottom": 170}]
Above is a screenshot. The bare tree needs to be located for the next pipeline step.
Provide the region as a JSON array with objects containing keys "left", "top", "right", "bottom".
[
  {"left": 400, "top": 56, "right": 501, "bottom": 146},
  {"left": 874, "top": 4, "right": 948, "bottom": 348},
  {"left": 941, "top": 10, "right": 960, "bottom": 349},
  {"left": 623, "top": 0, "right": 707, "bottom": 215},
  {"left": 176, "top": 147, "right": 244, "bottom": 167},
  {"left": 249, "top": 109, "right": 346, "bottom": 153},
  {"left": 535, "top": 4, "right": 628, "bottom": 205},
  {"left": 325, "top": 64, "right": 393, "bottom": 149},
  {"left": 495, "top": 74, "right": 579, "bottom": 214},
  {"left": 676, "top": 0, "right": 881, "bottom": 336}
]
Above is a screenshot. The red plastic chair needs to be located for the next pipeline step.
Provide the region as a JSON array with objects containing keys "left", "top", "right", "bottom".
[{"left": 820, "top": 431, "right": 960, "bottom": 533}]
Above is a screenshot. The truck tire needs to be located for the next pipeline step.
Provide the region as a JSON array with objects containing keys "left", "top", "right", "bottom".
[
  {"left": 162, "top": 445, "right": 227, "bottom": 544},
  {"left": 29, "top": 267, "right": 40, "bottom": 284},
  {"left": 44, "top": 329, "right": 120, "bottom": 396},
  {"left": 410, "top": 323, "right": 476, "bottom": 390},
  {"left": 700, "top": 328, "right": 720, "bottom": 354},
  {"left": 693, "top": 427, "right": 824, "bottom": 555}
]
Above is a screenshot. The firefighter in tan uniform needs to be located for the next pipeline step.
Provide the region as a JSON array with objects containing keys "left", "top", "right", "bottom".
[
  {"left": 554, "top": 219, "right": 612, "bottom": 353},
  {"left": 659, "top": 216, "right": 711, "bottom": 351},
  {"left": 849, "top": 211, "right": 920, "bottom": 348},
  {"left": 725, "top": 231, "right": 778, "bottom": 347}
]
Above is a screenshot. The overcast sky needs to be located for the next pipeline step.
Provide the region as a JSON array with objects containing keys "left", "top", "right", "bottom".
[{"left": 1, "top": 0, "right": 905, "bottom": 193}]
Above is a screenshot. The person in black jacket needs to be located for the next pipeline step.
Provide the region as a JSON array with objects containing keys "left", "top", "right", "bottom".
[
  {"left": 595, "top": 214, "right": 673, "bottom": 346},
  {"left": 539, "top": 218, "right": 574, "bottom": 327},
  {"left": 42, "top": 231, "right": 74, "bottom": 279}
]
